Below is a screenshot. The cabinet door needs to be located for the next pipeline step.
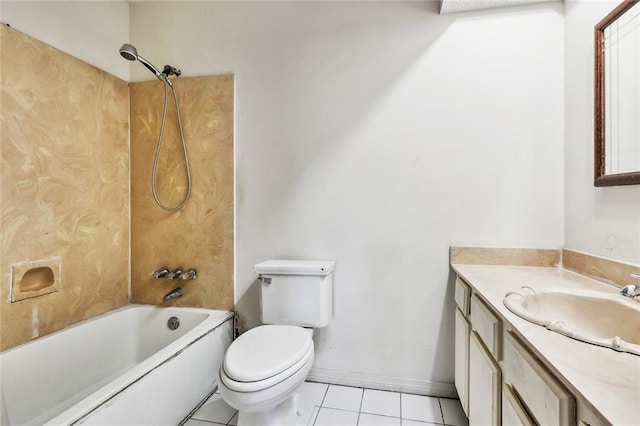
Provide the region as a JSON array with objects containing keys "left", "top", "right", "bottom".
[
  {"left": 502, "top": 384, "right": 535, "bottom": 426},
  {"left": 454, "top": 308, "right": 470, "bottom": 416},
  {"left": 469, "top": 331, "right": 501, "bottom": 426}
]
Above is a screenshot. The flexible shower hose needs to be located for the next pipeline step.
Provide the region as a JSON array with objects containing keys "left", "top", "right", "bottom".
[{"left": 151, "top": 79, "right": 192, "bottom": 211}]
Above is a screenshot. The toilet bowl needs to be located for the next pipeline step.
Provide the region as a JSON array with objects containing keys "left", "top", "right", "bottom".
[{"left": 218, "top": 325, "right": 315, "bottom": 426}]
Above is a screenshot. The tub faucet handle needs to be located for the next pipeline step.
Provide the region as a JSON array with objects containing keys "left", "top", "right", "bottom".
[
  {"left": 167, "top": 267, "right": 184, "bottom": 280},
  {"left": 180, "top": 268, "right": 197, "bottom": 280},
  {"left": 153, "top": 267, "right": 170, "bottom": 279}
]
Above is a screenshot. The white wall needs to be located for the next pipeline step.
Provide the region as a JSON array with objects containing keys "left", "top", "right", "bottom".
[
  {"left": 131, "top": 1, "right": 564, "bottom": 393},
  {"left": 564, "top": 0, "right": 640, "bottom": 264},
  {"left": 0, "top": 1, "right": 130, "bottom": 81}
]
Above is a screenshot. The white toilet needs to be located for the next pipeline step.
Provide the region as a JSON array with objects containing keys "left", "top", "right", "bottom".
[{"left": 218, "top": 259, "right": 335, "bottom": 426}]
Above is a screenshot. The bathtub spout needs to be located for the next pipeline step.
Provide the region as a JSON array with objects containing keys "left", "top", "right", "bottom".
[{"left": 163, "top": 287, "right": 184, "bottom": 303}]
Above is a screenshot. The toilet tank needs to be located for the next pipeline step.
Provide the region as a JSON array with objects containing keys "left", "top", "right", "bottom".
[{"left": 254, "top": 260, "right": 335, "bottom": 328}]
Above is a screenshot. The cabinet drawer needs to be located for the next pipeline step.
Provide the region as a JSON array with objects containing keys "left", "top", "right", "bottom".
[
  {"left": 470, "top": 294, "right": 501, "bottom": 359},
  {"left": 454, "top": 277, "right": 471, "bottom": 315},
  {"left": 503, "top": 331, "right": 575, "bottom": 426},
  {"left": 502, "top": 383, "right": 535, "bottom": 426}
]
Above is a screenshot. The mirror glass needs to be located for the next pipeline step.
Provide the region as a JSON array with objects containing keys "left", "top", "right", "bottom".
[{"left": 595, "top": 0, "right": 640, "bottom": 186}]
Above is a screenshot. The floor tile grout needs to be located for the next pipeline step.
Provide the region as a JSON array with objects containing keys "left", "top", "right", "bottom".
[
  {"left": 311, "top": 383, "right": 329, "bottom": 425},
  {"left": 356, "top": 387, "right": 364, "bottom": 425}
]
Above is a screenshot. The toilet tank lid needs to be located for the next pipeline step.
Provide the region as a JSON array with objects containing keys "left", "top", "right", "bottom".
[{"left": 254, "top": 260, "right": 335, "bottom": 276}]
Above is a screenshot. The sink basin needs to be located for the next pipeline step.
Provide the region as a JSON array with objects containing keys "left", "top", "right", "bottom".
[{"left": 503, "top": 287, "right": 640, "bottom": 356}]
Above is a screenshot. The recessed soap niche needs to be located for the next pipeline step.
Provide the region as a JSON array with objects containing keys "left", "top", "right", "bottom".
[{"left": 10, "top": 258, "right": 61, "bottom": 302}]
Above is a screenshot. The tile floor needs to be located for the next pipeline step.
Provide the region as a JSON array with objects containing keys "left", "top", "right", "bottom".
[{"left": 184, "top": 382, "right": 468, "bottom": 426}]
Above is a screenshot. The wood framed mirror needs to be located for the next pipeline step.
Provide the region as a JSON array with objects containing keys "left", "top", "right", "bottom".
[{"left": 594, "top": 0, "right": 640, "bottom": 187}]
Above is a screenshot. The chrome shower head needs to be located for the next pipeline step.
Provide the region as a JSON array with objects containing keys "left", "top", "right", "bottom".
[
  {"left": 119, "top": 43, "right": 138, "bottom": 61},
  {"left": 118, "top": 43, "right": 164, "bottom": 81}
]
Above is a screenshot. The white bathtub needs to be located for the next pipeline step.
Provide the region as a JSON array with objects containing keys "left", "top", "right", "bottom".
[{"left": 0, "top": 305, "right": 233, "bottom": 425}]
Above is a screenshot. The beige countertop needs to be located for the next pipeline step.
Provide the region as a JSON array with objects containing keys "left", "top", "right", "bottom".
[{"left": 451, "top": 263, "right": 640, "bottom": 425}]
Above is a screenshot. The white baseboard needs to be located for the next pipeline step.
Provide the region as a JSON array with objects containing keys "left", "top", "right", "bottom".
[{"left": 307, "top": 367, "right": 458, "bottom": 398}]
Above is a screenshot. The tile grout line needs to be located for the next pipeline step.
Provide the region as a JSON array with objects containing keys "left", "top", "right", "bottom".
[
  {"left": 437, "top": 397, "right": 445, "bottom": 426},
  {"left": 313, "top": 384, "right": 331, "bottom": 426},
  {"left": 319, "top": 383, "right": 329, "bottom": 407},
  {"left": 315, "top": 406, "right": 365, "bottom": 414},
  {"left": 360, "top": 412, "right": 405, "bottom": 420},
  {"left": 189, "top": 419, "right": 226, "bottom": 425},
  {"left": 226, "top": 413, "right": 236, "bottom": 426},
  {"left": 224, "top": 408, "right": 237, "bottom": 426},
  {"left": 356, "top": 387, "right": 365, "bottom": 425}
]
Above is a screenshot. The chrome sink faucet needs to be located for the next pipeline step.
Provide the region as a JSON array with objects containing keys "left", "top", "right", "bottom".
[{"left": 620, "top": 273, "right": 640, "bottom": 298}]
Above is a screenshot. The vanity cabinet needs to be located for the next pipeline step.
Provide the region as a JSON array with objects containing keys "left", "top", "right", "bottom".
[
  {"left": 453, "top": 274, "right": 583, "bottom": 426},
  {"left": 454, "top": 278, "right": 502, "bottom": 425}
]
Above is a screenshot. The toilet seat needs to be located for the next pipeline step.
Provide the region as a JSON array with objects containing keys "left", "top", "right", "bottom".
[{"left": 220, "top": 325, "right": 314, "bottom": 393}]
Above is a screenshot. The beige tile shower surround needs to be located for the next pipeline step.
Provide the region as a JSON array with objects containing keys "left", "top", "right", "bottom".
[
  {"left": 1, "top": 26, "right": 234, "bottom": 351},
  {"left": 450, "top": 246, "right": 640, "bottom": 425},
  {"left": 129, "top": 76, "right": 234, "bottom": 309},
  {"left": 0, "top": 25, "right": 129, "bottom": 350}
]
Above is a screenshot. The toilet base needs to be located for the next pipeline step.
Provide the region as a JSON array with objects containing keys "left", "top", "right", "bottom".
[{"left": 237, "top": 391, "right": 314, "bottom": 426}]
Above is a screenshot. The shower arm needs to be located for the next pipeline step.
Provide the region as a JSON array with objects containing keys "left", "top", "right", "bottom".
[{"left": 136, "top": 55, "right": 170, "bottom": 83}]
